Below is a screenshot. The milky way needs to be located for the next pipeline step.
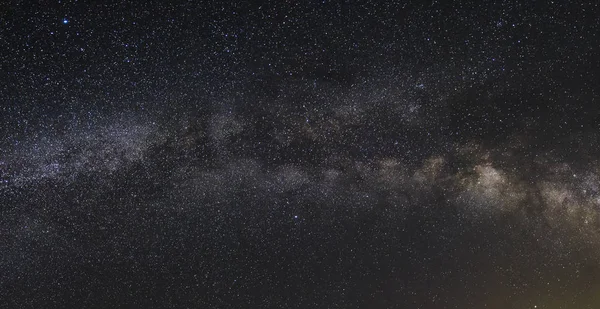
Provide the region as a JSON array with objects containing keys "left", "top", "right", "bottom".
[{"left": 1, "top": 1, "right": 600, "bottom": 308}]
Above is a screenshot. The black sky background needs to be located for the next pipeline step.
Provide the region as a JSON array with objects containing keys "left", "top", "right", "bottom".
[{"left": 1, "top": 1, "right": 600, "bottom": 308}]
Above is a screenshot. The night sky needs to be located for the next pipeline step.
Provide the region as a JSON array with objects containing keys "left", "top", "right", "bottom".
[{"left": 1, "top": 1, "right": 600, "bottom": 308}]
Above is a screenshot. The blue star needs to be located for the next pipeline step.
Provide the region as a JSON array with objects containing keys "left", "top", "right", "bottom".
[{"left": 63, "top": 18, "right": 69, "bottom": 24}]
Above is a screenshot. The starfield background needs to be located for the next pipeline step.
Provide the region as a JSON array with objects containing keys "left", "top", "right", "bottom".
[{"left": 1, "top": 1, "right": 600, "bottom": 308}]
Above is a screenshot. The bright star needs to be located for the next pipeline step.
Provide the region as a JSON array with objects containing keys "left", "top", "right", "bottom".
[{"left": 63, "top": 18, "right": 69, "bottom": 24}]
